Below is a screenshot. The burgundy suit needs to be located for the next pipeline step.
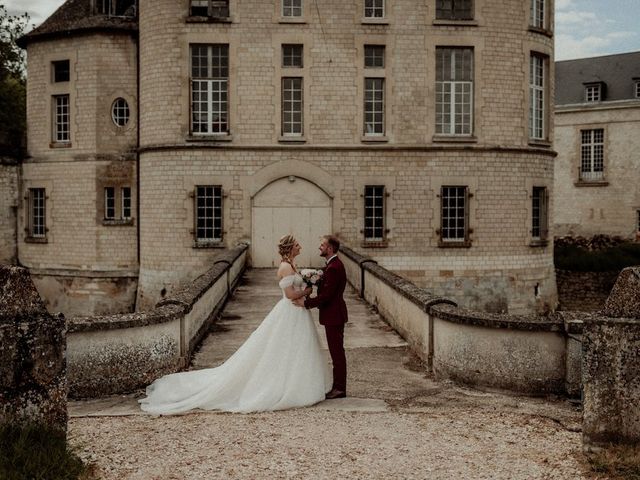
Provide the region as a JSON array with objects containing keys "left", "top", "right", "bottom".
[{"left": 304, "top": 255, "right": 348, "bottom": 392}]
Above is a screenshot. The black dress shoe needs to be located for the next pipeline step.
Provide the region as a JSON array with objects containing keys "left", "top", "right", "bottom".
[{"left": 325, "top": 389, "right": 347, "bottom": 399}]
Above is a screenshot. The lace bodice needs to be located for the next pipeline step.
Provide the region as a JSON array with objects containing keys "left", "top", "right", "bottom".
[{"left": 278, "top": 273, "right": 304, "bottom": 296}]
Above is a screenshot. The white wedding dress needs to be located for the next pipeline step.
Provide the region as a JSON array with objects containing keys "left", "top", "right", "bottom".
[{"left": 139, "top": 273, "right": 329, "bottom": 414}]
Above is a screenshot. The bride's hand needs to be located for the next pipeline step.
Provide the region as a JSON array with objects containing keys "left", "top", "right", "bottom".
[{"left": 292, "top": 298, "right": 305, "bottom": 307}]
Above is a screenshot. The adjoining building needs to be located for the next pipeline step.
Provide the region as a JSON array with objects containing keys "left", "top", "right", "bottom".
[
  {"left": 17, "top": 0, "right": 557, "bottom": 315},
  {"left": 554, "top": 51, "right": 640, "bottom": 239}
]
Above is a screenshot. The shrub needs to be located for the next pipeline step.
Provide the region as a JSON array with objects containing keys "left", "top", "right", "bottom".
[
  {"left": 554, "top": 242, "right": 640, "bottom": 272},
  {"left": 0, "top": 422, "right": 91, "bottom": 480}
]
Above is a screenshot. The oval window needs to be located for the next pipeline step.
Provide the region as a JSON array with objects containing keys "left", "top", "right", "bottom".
[{"left": 111, "top": 98, "right": 130, "bottom": 127}]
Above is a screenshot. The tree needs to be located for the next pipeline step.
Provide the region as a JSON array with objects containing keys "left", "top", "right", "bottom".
[{"left": 0, "top": 4, "right": 30, "bottom": 157}]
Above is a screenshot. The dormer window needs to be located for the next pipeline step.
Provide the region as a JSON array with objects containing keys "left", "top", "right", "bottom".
[
  {"left": 584, "top": 82, "right": 605, "bottom": 102},
  {"left": 95, "top": 0, "right": 136, "bottom": 17},
  {"left": 190, "top": 0, "right": 229, "bottom": 18}
]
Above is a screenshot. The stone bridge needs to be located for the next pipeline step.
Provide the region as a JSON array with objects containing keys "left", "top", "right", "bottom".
[{"left": 67, "top": 268, "right": 587, "bottom": 479}]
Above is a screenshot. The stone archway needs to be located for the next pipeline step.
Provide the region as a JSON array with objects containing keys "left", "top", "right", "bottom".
[{"left": 251, "top": 176, "right": 331, "bottom": 268}]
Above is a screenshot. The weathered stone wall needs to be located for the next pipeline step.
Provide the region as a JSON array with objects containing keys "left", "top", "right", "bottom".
[
  {"left": 0, "top": 159, "right": 18, "bottom": 265},
  {"left": 340, "top": 246, "right": 577, "bottom": 396},
  {"left": 556, "top": 269, "right": 619, "bottom": 312},
  {"left": 554, "top": 102, "right": 640, "bottom": 238},
  {"left": 67, "top": 244, "right": 247, "bottom": 398},
  {"left": 0, "top": 265, "right": 67, "bottom": 431}
]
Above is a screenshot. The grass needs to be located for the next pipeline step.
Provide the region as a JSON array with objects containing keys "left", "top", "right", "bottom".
[
  {"left": 0, "top": 422, "right": 94, "bottom": 480},
  {"left": 586, "top": 444, "right": 640, "bottom": 480},
  {"left": 554, "top": 242, "right": 640, "bottom": 272}
]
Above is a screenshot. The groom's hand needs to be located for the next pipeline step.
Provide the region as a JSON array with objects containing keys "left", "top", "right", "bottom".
[{"left": 303, "top": 287, "right": 313, "bottom": 297}]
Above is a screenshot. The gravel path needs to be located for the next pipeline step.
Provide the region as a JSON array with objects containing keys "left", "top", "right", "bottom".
[{"left": 69, "top": 270, "right": 587, "bottom": 479}]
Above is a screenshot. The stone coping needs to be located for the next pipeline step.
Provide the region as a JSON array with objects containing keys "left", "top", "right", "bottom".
[
  {"left": 68, "top": 244, "right": 248, "bottom": 333},
  {"left": 431, "top": 304, "right": 565, "bottom": 332},
  {"left": 340, "top": 246, "right": 456, "bottom": 311}
]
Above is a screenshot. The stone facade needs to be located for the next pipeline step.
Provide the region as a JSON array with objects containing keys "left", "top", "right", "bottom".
[
  {"left": 21, "top": 0, "right": 558, "bottom": 315},
  {"left": 0, "top": 158, "right": 18, "bottom": 265},
  {"left": 19, "top": 31, "right": 138, "bottom": 315},
  {"left": 553, "top": 52, "right": 640, "bottom": 239}
]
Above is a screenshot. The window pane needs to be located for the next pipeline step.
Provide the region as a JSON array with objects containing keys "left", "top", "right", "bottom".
[
  {"left": 436, "top": 48, "right": 473, "bottom": 135},
  {"left": 196, "top": 185, "right": 223, "bottom": 241},
  {"left": 364, "top": 0, "right": 384, "bottom": 17},
  {"left": 364, "top": 45, "right": 385, "bottom": 68},
  {"left": 364, "top": 78, "right": 384, "bottom": 135},
  {"left": 191, "top": 44, "right": 229, "bottom": 135},
  {"left": 282, "top": 77, "right": 303, "bottom": 135},
  {"left": 441, "top": 186, "right": 467, "bottom": 242},
  {"left": 364, "top": 185, "right": 385, "bottom": 241},
  {"left": 282, "top": 44, "right": 303, "bottom": 68}
]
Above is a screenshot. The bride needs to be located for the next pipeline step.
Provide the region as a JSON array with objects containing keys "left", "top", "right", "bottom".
[{"left": 139, "top": 235, "right": 329, "bottom": 414}]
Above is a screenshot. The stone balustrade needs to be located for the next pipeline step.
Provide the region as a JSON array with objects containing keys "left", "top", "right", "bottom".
[
  {"left": 66, "top": 243, "right": 248, "bottom": 398},
  {"left": 340, "top": 246, "right": 582, "bottom": 396}
]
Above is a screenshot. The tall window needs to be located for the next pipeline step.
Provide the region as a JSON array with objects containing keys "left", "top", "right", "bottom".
[
  {"left": 195, "top": 186, "right": 223, "bottom": 243},
  {"left": 191, "top": 44, "right": 229, "bottom": 135},
  {"left": 122, "top": 187, "right": 132, "bottom": 220},
  {"left": 28, "top": 188, "right": 46, "bottom": 239},
  {"left": 440, "top": 186, "right": 469, "bottom": 244},
  {"left": 529, "top": 53, "right": 546, "bottom": 140},
  {"left": 363, "top": 45, "right": 385, "bottom": 137},
  {"left": 585, "top": 84, "right": 601, "bottom": 102},
  {"left": 364, "top": 185, "right": 385, "bottom": 242},
  {"left": 436, "top": 0, "right": 473, "bottom": 20},
  {"left": 282, "top": 0, "right": 302, "bottom": 17},
  {"left": 282, "top": 78, "right": 303, "bottom": 136},
  {"left": 436, "top": 47, "right": 473, "bottom": 136},
  {"left": 530, "top": 0, "right": 545, "bottom": 28},
  {"left": 53, "top": 95, "right": 70, "bottom": 143},
  {"left": 531, "top": 187, "right": 548, "bottom": 242},
  {"left": 190, "top": 0, "right": 229, "bottom": 17},
  {"left": 104, "top": 187, "right": 116, "bottom": 219},
  {"left": 580, "top": 129, "right": 604, "bottom": 181},
  {"left": 364, "top": 0, "right": 384, "bottom": 18}
]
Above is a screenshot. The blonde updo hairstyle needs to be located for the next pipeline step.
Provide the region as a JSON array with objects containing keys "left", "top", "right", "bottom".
[{"left": 278, "top": 234, "right": 297, "bottom": 265}]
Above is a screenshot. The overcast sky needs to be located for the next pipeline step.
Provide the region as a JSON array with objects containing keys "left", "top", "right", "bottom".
[{"left": 4, "top": 0, "right": 639, "bottom": 61}]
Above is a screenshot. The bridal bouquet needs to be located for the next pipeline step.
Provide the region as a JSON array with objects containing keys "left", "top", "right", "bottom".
[{"left": 300, "top": 269, "right": 323, "bottom": 287}]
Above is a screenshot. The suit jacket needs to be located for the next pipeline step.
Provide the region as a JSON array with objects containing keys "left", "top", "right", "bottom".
[{"left": 304, "top": 256, "right": 348, "bottom": 326}]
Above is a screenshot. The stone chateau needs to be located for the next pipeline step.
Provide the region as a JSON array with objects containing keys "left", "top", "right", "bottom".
[
  {"left": 13, "top": 0, "right": 557, "bottom": 315},
  {"left": 553, "top": 51, "right": 640, "bottom": 239}
]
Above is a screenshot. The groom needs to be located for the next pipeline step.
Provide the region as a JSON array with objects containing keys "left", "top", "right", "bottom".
[{"left": 295, "top": 235, "right": 348, "bottom": 399}]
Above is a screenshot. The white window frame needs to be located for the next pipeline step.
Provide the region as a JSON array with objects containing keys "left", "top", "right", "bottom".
[
  {"left": 436, "top": 47, "right": 474, "bottom": 136},
  {"left": 364, "top": 185, "right": 386, "bottom": 242},
  {"left": 282, "top": 77, "right": 303, "bottom": 137},
  {"left": 282, "top": 0, "right": 302, "bottom": 17},
  {"left": 111, "top": 98, "right": 130, "bottom": 127},
  {"left": 529, "top": 53, "right": 545, "bottom": 140},
  {"left": 53, "top": 94, "right": 70, "bottom": 143},
  {"left": 191, "top": 44, "right": 229, "bottom": 136},
  {"left": 585, "top": 84, "right": 601, "bottom": 102},
  {"left": 531, "top": 186, "right": 548, "bottom": 242},
  {"left": 364, "top": 0, "right": 385, "bottom": 18},
  {"left": 580, "top": 129, "right": 604, "bottom": 182},
  {"left": 28, "top": 188, "right": 47, "bottom": 239},
  {"left": 530, "top": 0, "right": 545, "bottom": 29},
  {"left": 440, "top": 185, "right": 469, "bottom": 244},
  {"left": 195, "top": 185, "right": 223, "bottom": 243},
  {"left": 364, "top": 77, "right": 385, "bottom": 136}
]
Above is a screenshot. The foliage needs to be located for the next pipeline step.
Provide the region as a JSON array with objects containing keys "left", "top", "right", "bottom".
[
  {"left": 586, "top": 444, "right": 640, "bottom": 480},
  {"left": 0, "top": 4, "right": 29, "bottom": 80},
  {"left": 0, "top": 422, "right": 93, "bottom": 480},
  {"left": 554, "top": 241, "right": 640, "bottom": 272},
  {"left": 0, "top": 4, "right": 29, "bottom": 157}
]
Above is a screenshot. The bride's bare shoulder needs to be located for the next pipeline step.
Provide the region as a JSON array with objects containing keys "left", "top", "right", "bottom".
[{"left": 277, "top": 261, "right": 295, "bottom": 279}]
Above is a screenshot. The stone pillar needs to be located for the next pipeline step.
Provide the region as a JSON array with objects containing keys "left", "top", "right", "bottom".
[
  {"left": 0, "top": 265, "right": 67, "bottom": 432},
  {"left": 582, "top": 267, "right": 640, "bottom": 448}
]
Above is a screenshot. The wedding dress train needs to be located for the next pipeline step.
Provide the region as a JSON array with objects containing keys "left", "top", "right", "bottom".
[{"left": 139, "top": 274, "right": 329, "bottom": 414}]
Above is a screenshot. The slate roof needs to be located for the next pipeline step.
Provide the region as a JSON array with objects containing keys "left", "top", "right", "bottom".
[
  {"left": 17, "top": 0, "right": 137, "bottom": 48},
  {"left": 555, "top": 51, "right": 640, "bottom": 105}
]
